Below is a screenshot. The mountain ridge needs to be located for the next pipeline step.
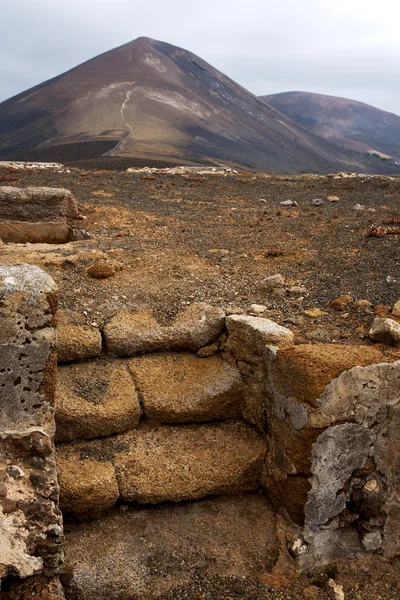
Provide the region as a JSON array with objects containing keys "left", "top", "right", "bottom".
[
  {"left": 1, "top": 38, "right": 399, "bottom": 173},
  {"left": 261, "top": 90, "right": 400, "bottom": 162}
]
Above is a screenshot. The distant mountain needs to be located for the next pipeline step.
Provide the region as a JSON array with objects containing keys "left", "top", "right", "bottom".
[
  {"left": 261, "top": 91, "right": 400, "bottom": 161},
  {"left": 0, "top": 38, "right": 399, "bottom": 173}
]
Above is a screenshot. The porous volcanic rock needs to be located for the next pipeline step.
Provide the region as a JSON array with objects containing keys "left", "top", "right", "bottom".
[
  {"left": 128, "top": 351, "right": 243, "bottom": 423},
  {"left": 114, "top": 421, "right": 266, "bottom": 503},
  {"left": 57, "top": 456, "right": 119, "bottom": 519},
  {"left": 56, "top": 421, "right": 266, "bottom": 512},
  {"left": 57, "top": 323, "right": 102, "bottom": 362},
  {"left": 61, "top": 494, "right": 278, "bottom": 600},
  {"left": 104, "top": 303, "right": 225, "bottom": 356},
  {"left": 56, "top": 357, "right": 140, "bottom": 442}
]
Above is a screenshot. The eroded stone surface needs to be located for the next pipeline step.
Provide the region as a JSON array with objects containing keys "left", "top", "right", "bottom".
[
  {"left": 369, "top": 317, "right": 400, "bottom": 346},
  {"left": 61, "top": 494, "right": 278, "bottom": 600},
  {"left": 56, "top": 358, "right": 140, "bottom": 442},
  {"left": 57, "top": 457, "right": 119, "bottom": 519},
  {"left": 56, "top": 421, "right": 266, "bottom": 512},
  {"left": 104, "top": 303, "right": 225, "bottom": 356},
  {"left": 129, "top": 352, "right": 243, "bottom": 423},
  {"left": 0, "top": 264, "right": 63, "bottom": 588},
  {"left": 57, "top": 324, "right": 102, "bottom": 363},
  {"left": 0, "top": 187, "right": 79, "bottom": 222},
  {"left": 225, "top": 315, "right": 294, "bottom": 360}
]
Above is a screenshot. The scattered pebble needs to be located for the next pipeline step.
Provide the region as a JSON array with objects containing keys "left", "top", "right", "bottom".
[{"left": 280, "top": 200, "right": 298, "bottom": 207}]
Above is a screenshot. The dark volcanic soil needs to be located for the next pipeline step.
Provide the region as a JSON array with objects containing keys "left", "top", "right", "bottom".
[{"left": 1, "top": 166, "right": 399, "bottom": 344}]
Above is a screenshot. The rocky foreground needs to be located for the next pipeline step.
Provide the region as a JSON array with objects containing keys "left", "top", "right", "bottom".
[{"left": 1, "top": 165, "right": 400, "bottom": 600}]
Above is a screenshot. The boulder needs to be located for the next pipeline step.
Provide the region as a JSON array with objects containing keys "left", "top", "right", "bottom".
[
  {"left": 62, "top": 494, "right": 278, "bottom": 600},
  {"left": 56, "top": 357, "right": 141, "bottom": 442},
  {"left": 369, "top": 317, "right": 400, "bottom": 346},
  {"left": 129, "top": 352, "right": 243, "bottom": 423},
  {"left": 104, "top": 303, "right": 225, "bottom": 356}
]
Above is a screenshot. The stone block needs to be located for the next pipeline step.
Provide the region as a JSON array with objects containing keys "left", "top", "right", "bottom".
[
  {"left": 57, "top": 421, "right": 266, "bottom": 512},
  {"left": 0, "top": 187, "right": 79, "bottom": 244},
  {"left": 114, "top": 421, "right": 266, "bottom": 504},
  {"left": 56, "top": 357, "right": 141, "bottom": 442},
  {"left": 129, "top": 352, "right": 243, "bottom": 423},
  {"left": 104, "top": 303, "right": 225, "bottom": 356},
  {"left": 225, "top": 315, "right": 294, "bottom": 361},
  {"left": 0, "top": 187, "right": 79, "bottom": 222},
  {"left": 57, "top": 324, "right": 102, "bottom": 363},
  {"left": 57, "top": 455, "right": 119, "bottom": 519}
]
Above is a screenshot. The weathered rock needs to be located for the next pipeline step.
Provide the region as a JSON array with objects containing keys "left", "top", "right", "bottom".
[
  {"left": 355, "top": 299, "right": 373, "bottom": 313},
  {"left": 329, "top": 295, "right": 353, "bottom": 311},
  {"left": 225, "top": 315, "right": 294, "bottom": 361},
  {"left": 0, "top": 265, "right": 63, "bottom": 587},
  {"left": 104, "top": 303, "right": 225, "bottom": 356},
  {"left": 197, "top": 342, "right": 219, "bottom": 357},
  {"left": 0, "top": 187, "right": 79, "bottom": 222},
  {"left": 250, "top": 303, "right": 268, "bottom": 314},
  {"left": 393, "top": 300, "right": 400, "bottom": 318},
  {"left": 369, "top": 317, "right": 400, "bottom": 345},
  {"left": 261, "top": 345, "right": 398, "bottom": 525},
  {"left": 304, "top": 308, "right": 325, "bottom": 318},
  {"left": 86, "top": 261, "right": 115, "bottom": 279},
  {"left": 261, "top": 274, "right": 285, "bottom": 292},
  {"left": 129, "top": 352, "right": 243, "bottom": 423},
  {"left": 57, "top": 324, "right": 102, "bottom": 363},
  {"left": 287, "top": 286, "right": 307, "bottom": 298},
  {"left": 56, "top": 358, "right": 140, "bottom": 442},
  {"left": 305, "top": 423, "right": 375, "bottom": 530},
  {"left": 114, "top": 421, "right": 265, "bottom": 504},
  {"left": 57, "top": 456, "right": 119, "bottom": 519},
  {"left": 62, "top": 494, "right": 278, "bottom": 600},
  {"left": 57, "top": 421, "right": 266, "bottom": 511},
  {"left": 0, "top": 187, "right": 79, "bottom": 244}
]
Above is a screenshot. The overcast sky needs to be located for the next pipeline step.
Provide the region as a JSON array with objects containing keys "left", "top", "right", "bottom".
[{"left": 2, "top": 0, "right": 400, "bottom": 115}]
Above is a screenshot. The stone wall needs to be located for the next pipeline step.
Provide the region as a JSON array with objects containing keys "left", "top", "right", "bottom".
[
  {"left": 2, "top": 273, "right": 400, "bottom": 598},
  {"left": 0, "top": 264, "right": 64, "bottom": 598},
  {"left": 220, "top": 315, "right": 400, "bottom": 568},
  {"left": 55, "top": 303, "right": 267, "bottom": 519},
  {"left": 0, "top": 187, "right": 80, "bottom": 244}
]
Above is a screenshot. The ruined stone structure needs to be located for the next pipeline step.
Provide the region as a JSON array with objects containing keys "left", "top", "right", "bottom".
[
  {"left": 0, "top": 265, "right": 64, "bottom": 598},
  {"left": 1, "top": 264, "right": 400, "bottom": 599},
  {"left": 0, "top": 187, "right": 79, "bottom": 244}
]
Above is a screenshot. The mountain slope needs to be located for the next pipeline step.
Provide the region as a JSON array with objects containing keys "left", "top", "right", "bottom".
[
  {"left": 261, "top": 91, "right": 400, "bottom": 161},
  {"left": 0, "top": 38, "right": 363, "bottom": 173},
  {"left": 1, "top": 38, "right": 399, "bottom": 173}
]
